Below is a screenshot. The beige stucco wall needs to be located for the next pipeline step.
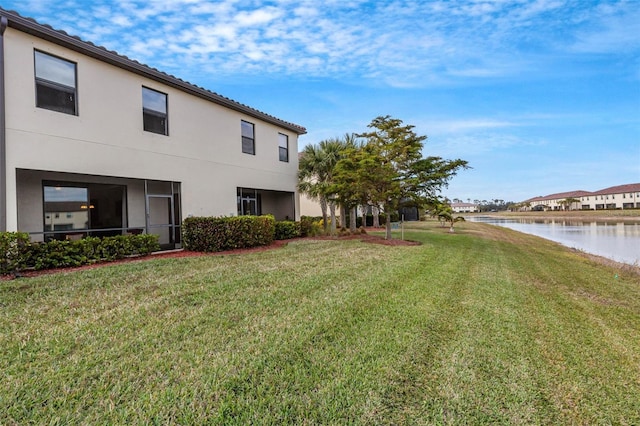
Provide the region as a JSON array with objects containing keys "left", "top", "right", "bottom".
[
  {"left": 4, "top": 28, "right": 301, "bottom": 231},
  {"left": 299, "top": 193, "right": 323, "bottom": 217},
  {"left": 580, "top": 193, "right": 640, "bottom": 209}
]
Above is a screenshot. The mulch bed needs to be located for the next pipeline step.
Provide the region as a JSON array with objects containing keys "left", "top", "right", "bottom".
[{"left": 4, "top": 232, "right": 419, "bottom": 280}]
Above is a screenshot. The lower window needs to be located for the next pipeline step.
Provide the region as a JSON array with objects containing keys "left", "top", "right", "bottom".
[
  {"left": 43, "top": 182, "right": 125, "bottom": 240},
  {"left": 237, "top": 188, "right": 262, "bottom": 216}
]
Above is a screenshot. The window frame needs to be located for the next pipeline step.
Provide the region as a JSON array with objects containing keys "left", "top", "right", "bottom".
[
  {"left": 237, "top": 187, "right": 262, "bottom": 216},
  {"left": 34, "top": 50, "right": 78, "bottom": 115},
  {"left": 278, "top": 133, "right": 289, "bottom": 162},
  {"left": 241, "top": 120, "right": 255, "bottom": 155},
  {"left": 142, "top": 86, "right": 169, "bottom": 136}
]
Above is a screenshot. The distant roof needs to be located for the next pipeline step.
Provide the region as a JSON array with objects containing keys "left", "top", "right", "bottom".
[
  {"left": 591, "top": 183, "right": 640, "bottom": 196},
  {"left": 451, "top": 202, "right": 477, "bottom": 207},
  {"left": 524, "top": 190, "right": 592, "bottom": 203},
  {"left": 0, "top": 8, "right": 306, "bottom": 135},
  {"left": 523, "top": 183, "right": 640, "bottom": 202}
]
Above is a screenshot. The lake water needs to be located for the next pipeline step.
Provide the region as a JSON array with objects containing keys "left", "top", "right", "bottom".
[{"left": 468, "top": 216, "right": 640, "bottom": 265}]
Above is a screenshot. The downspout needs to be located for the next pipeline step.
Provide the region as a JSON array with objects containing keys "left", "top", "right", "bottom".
[{"left": 0, "top": 16, "right": 8, "bottom": 232}]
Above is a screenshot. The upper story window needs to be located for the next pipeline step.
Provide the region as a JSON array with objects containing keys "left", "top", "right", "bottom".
[
  {"left": 278, "top": 133, "right": 289, "bottom": 162},
  {"left": 241, "top": 120, "right": 255, "bottom": 155},
  {"left": 142, "top": 87, "right": 168, "bottom": 135},
  {"left": 34, "top": 50, "right": 77, "bottom": 115}
]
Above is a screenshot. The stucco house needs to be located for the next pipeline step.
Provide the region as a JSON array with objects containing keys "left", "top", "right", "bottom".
[
  {"left": 0, "top": 9, "right": 306, "bottom": 249},
  {"left": 450, "top": 202, "right": 478, "bottom": 213},
  {"left": 523, "top": 190, "right": 592, "bottom": 211},
  {"left": 522, "top": 184, "right": 640, "bottom": 211},
  {"left": 581, "top": 183, "right": 640, "bottom": 210}
]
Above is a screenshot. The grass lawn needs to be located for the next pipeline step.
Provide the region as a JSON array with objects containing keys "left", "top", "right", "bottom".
[{"left": 1, "top": 221, "right": 639, "bottom": 424}]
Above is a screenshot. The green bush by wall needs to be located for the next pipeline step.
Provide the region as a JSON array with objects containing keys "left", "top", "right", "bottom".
[
  {"left": 274, "top": 220, "right": 301, "bottom": 240},
  {"left": 182, "top": 215, "right": 276, "bottom": 252},
  {"left": 0, "top": 233, "right": 159, "bottom": 275}
]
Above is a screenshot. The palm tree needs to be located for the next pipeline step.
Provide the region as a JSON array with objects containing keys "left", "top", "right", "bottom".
[
  {"left": 441, "top": 211, "right": 465, "bottom": 233},
  {"left": 425, "top": 201, "right": 464, "bottom": 232},
  {"left": 427, "top": 201, "right": 450, "bottom": 227},
  {"left": 298, "top": 144, "right": 328, "bottom": 231},
  {"left": 298, "top": 138, "right": 346, "bottom": 235},
  {"left": 559, "top": 197, "right": 580, "bottom": 211}
]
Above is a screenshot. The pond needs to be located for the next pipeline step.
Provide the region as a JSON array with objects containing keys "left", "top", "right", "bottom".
[{"left": 468, "top": 216, "right": 640, "bottom": 265}]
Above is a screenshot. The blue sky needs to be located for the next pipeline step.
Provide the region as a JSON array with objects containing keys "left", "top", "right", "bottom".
[{"left": 4, "top": 0, "right": 639, "bottom": 203}]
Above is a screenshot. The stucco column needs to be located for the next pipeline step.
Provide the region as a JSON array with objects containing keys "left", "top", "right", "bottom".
[{"left": 0, "top": 16, "right": 8, "bottom": 232}]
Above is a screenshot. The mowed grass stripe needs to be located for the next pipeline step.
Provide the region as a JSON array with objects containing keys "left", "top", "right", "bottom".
[{"left": 1, "top": 222, "right": 639, "bottom": 424}]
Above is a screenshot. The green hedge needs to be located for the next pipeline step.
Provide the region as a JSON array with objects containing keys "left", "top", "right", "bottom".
[
  {"left": 0, "top": 232, "right": 31, "bottom": 275},
  {"left": 0, "top": 233, "right": 160, "bottom": 275},
  {"left": 300, "top": 216, "right": 323, "bottom": 237},
  {"left": 274, "top": 220, "right": 301, "bottom": 240},
  {"left": 182, "top": 215, "right": 276, "bottom": 252}
]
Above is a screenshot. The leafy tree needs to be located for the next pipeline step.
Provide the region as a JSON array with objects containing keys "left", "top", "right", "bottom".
[{"left": 335, "top": 116, "right": 469, "bottom": 239}]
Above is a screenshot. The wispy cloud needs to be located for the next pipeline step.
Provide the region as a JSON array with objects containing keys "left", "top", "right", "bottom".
[
  {"left": 7, "top": 0, "right": 637, "bottom": 88},
  {"left": 423, "top": 119, "right": 520, "bottom": 134},
  {"left": 430, "top": 133, "right": 548, "bottom": 158}
]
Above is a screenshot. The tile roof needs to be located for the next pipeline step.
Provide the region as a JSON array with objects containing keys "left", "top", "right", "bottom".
[
  {"left": 523, "top": 184, "right": 640, "bottom": 202},
  {"left": 0, "top": 8, "right": 307, "bottom": 135},
  {"left": 523, "top": 190, "right": 592, "bottom": 203},
  {"left": 591, "top": 183, "right": 640, "bottom": 196}
]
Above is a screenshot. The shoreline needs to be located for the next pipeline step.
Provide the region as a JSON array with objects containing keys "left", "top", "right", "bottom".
[
  {"left": 463, "top": 210, "right": 640, "bottom": 222},
  {"left": 460, "top": 213, "right": 639, "bottom": 268}
]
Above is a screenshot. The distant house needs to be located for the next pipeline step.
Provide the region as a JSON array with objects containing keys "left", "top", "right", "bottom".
[
  {"left": 521, "top": 183, "right": 640, "bottom": 211},
  {"left": 0, "top": 9, "right": 306, "bottom": 249},
  {"left": 451, "top": 203, "right": 478, "bottom": 213},
  {"left": 585, "top": 183, "right": 640, "bottom": 210},
  {"left": 523, "top": 190, "right": 592, "bottom": 211}
]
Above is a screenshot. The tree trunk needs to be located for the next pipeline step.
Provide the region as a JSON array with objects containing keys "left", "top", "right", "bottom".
[
  {"left": 385, "top": 209, "right": 392, "bottom": 240},
  {"left": 372, "top": 205, "right": 380, "bottom": 228},
  {"left": 320, "top": 196, "right": 328, "bottom": 233},
  {"left": 360, "top": 204, "right": 368, "bottom": 227},
  {"left": 350, "top": 206, "right": 357, "bottom": 232},
  {"left": 329, "top": 202, "right": 337, "bottom": 236},
  {"left": 340, "top": 205, "right": 346, "bottom": 229}
]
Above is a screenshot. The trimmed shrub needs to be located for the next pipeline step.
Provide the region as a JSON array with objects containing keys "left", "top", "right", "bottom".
[
  {"left": 300, "top": 216, "right": 323, "bottom": 237},
  {"left": 182, "top": 215, "right": 276, "bottom": 252},
  {"left": 275, "top": 221, "right": 301, "bottom": 240},
  {"left": 0, "top": 232, "right": 160, "bottom": 274},
  {"left": 30, "top": 238, "right": 98, "bottom": 270},
  {"left": 28, "top": 234, "right": 160, "bottom": 271},
  {"left": 95, "top": 234, "right": 160, "bottom": 261},
  {"left": 0, "top": 232, "right": 31, "bottom": 275}
]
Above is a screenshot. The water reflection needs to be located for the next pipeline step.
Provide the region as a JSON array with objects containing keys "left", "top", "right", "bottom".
[{"left": 469, "top": 216, "right": 640, "bottom": 265}]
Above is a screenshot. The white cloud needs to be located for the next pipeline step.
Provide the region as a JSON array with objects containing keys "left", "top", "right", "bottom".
[
  {"left": 112, "top": 14, "right": 133, "bottom": 27},
  {"left": 7, "top": 0, "right": 639, "bottom": 88},
  {"left": 236, "top": 7, "right": 282, "bottom": 27}
]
